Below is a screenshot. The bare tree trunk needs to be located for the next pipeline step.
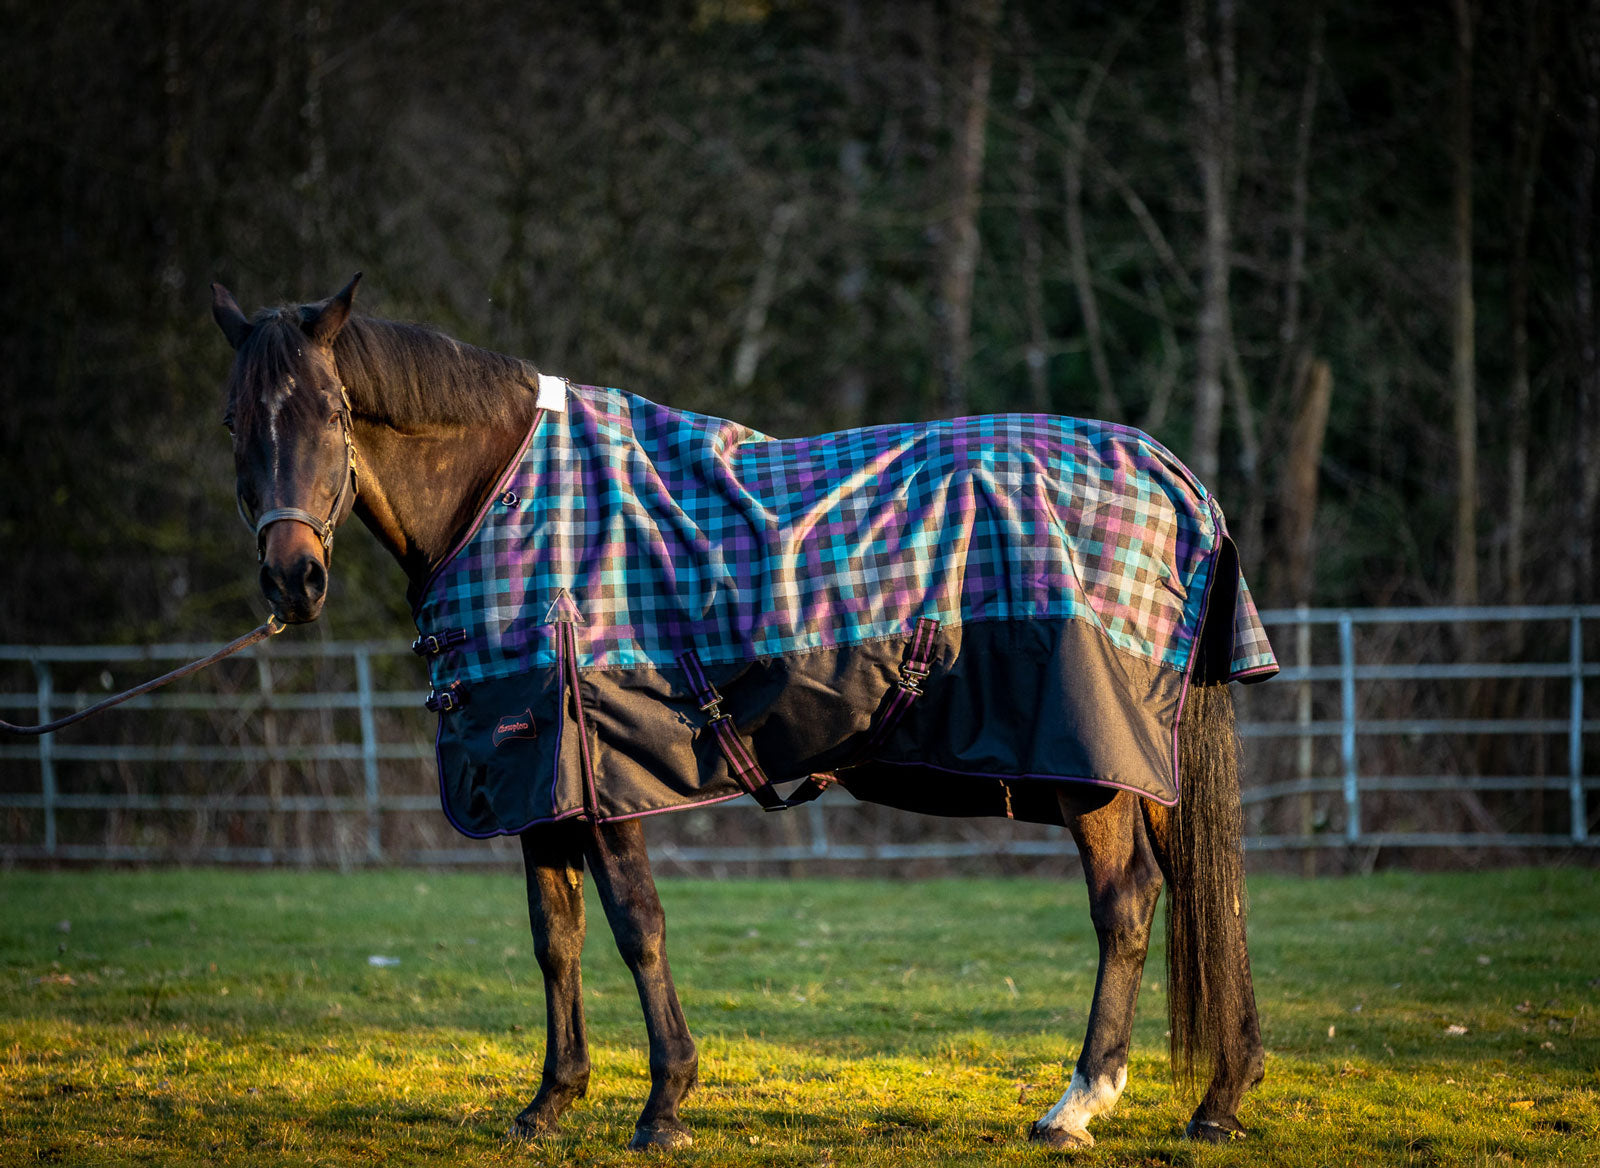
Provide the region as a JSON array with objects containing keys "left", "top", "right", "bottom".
[
  {"left": 1278, "top": 356, "right": 1334, "bottom": 606},
  {"left": 1507, "top": 0, "right": 1549, "bottom": 605},
  {"left": 833, "top": 0, "right": 869, "bottom": 424},
  {"left": 1012, "top": 17, "right": 1050, "bottom": 412},
  {"left": 1574, "top": 0, "right": 1600, "bottom": 601},
  {"left": 1183, "top": 0, "right": 1236, "bottom": 483},
  {"left": 1141, "top": 271, "right": 1183, "bottom": 434},
  {"left": 296, "top": 0, "right": 331, "bottom": 289},
  {"left": 1272, "top": 7, "right": 1324, "bottom": 412},
  {"left": 1059, "top": 23, "right": 1127, "bottom": 421},
  {"left": 936, "top": 0, "right": 1000, "bottom": 417},
  {"left": 159, "top": 7, "right": 188, "bottom": 321},
  {"left": 732, "top": 202, "right": 798, "bottom": 388},
  {"left": 1450, "top": 0, "right": 1478, "bottom": 607}
]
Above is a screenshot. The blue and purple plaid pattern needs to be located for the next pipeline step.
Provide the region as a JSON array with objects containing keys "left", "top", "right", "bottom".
[{"left": 416, "top": 386, "right": 1277, "bottom": 685}]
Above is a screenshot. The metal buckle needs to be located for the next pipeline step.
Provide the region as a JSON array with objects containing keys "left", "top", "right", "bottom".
[
  {"left": 698, "top": 696, "right": 725, "bottom": 721},
  {"left": 412, "top": 629, "right": 466, "bottom": 657},
  {"left": 898, "top": 663, "right": 930, "bottom": 695},
  {"left": 425, "top": 682, "right": 464, "bottom": 713}
]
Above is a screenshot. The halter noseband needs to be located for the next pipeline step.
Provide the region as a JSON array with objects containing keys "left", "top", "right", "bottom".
[{"left": 238, "top": 384, "right": 360, "bottom": 563}]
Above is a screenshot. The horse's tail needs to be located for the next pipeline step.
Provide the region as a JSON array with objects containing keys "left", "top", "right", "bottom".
[{"left": 1163, "top": 680, "right": 1256, "bottom": 1090}]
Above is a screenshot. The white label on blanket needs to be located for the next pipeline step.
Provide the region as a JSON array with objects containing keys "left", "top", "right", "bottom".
[{"left": 536, "top": 373, "right": 568, "bottom": 411}]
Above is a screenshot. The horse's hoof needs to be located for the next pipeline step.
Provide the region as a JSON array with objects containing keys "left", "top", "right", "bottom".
[
  {"left": 508, "top": 1102, "right": 564, "bottom": 1141},
  {"left": 1028, "top": 1119, "right": 1094, "bottom": 1150},
  {"left": 629, "top": 1122, "right": 693, "bottom": 1151},
  {"left": 1186, "top": 1117, "right": 1248, "bottom": 1143},
  {"left": 507, "top": 1115, "right": 555, "bottom": 1141}
]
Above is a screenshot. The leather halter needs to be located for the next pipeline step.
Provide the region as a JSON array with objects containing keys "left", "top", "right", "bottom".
[{"left": 237, "top": 384, "right": 360, "bottom": 562}]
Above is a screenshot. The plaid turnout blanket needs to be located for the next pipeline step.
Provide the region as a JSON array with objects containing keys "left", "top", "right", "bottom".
[{"left": 414, "top": 382, "right": 1277, "bottom": 838}]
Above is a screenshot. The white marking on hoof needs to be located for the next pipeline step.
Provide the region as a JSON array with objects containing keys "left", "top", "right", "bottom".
[
  {"left": 1029, "top": 1119, "right": 1093, "bottom": 1149},
  {"left": 1031, "top": 1066, "right": 1127, "bottom": 1147}
]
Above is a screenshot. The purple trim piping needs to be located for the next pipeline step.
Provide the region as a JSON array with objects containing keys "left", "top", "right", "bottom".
[
  {"left": 413, "top": 408, "right": 546, "bottom": 618},
  {"left": 559, "top": 620, "right": 601, "bottom": 819},
  {"left": 1228, "top": 663, "right": 1279, "bottom": 681},
  {"left": 441, "top": 789, "right": 749, "bottom": 840},
  {"left": 868, "top": 757, "right": 1181, "bottom": 808}
]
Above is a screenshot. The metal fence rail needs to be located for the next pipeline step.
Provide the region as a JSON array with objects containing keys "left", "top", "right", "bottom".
[{"left": 1, "top": 605, "right": 1596, "bottom": 865}]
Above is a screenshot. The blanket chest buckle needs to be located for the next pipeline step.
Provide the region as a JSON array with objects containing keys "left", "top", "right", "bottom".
[{"left": 425, "top": 681, "right": 465, "bottom": 713}]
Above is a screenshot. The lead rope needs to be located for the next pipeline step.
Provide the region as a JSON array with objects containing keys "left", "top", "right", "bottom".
[{"left": 0, "top": 616, "right": 286, "bottom": 736}]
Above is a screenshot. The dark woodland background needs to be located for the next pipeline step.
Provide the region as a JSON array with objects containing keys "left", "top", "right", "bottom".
[{"left": 3, "top": 0, "right": 1598, "bottom": 645}]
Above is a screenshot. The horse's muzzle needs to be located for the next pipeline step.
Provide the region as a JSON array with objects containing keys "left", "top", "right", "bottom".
[{"left": 260, "top": 552, "right": 327, "bottom": 624}]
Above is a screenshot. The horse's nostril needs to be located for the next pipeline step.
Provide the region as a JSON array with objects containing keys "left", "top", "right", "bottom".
[
  {"left": 260, "top": 554, "right": 328, "bottom": 621},
  {"left": 302, "top": 557, "right": 327, "bottom": 601}
]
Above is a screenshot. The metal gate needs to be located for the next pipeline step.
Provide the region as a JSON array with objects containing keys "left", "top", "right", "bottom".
[{"left": 2, "top": 606, "right": 1596, "bottom": 866}]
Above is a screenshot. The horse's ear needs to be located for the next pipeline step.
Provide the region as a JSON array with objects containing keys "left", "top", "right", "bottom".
[
  {"left": 211, "top": 283, "right": 252, "bottom": 350},
  {"left": 303, "top": 272, "right": 362, "bottom": 346}
]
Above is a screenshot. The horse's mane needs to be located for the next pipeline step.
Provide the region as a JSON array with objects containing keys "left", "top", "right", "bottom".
[
  {"left": 335, "top": 315, "right": 536, "bottom": 429},
  {"left": 226, "top": 308, "right": 536, "bottom": 432}
]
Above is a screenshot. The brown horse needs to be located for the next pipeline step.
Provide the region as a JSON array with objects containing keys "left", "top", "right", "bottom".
[{"left": 213, "top": 275, "right": 1264, "bottom": 1151}]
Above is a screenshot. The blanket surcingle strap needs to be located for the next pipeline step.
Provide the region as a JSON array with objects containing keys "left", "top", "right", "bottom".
[
  {"left": 675, "top": 647, "right": 792, "bottom": 811},
  {"left": 414, "top": 380, "right": 1278, "bottom": 839},
  {"left": 674, "top": 615, "right": 943, "bottom": 812}
]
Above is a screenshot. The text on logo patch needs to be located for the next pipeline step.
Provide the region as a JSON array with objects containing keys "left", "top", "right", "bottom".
[{"left": 492, "top": 708, "right": 538, "bottom": 747}]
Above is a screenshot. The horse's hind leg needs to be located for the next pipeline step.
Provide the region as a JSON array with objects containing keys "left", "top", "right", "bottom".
[
  {"left": 584, "top": 818, "right": 699, "bottom": 1151},
  {"left": 1030, "top": 788, "right": 1163, "bottom": 1150},
  {"left": 510, "top": 821, "right": 591, "bottom": 1138},
  {"left": 1142, "top": 798, "right": 1266, "bottom": 1142}
]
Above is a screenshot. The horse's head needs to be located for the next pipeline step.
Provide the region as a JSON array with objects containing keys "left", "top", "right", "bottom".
[{"left": 212, "top": 275, "right": 362, "bottom": 624}]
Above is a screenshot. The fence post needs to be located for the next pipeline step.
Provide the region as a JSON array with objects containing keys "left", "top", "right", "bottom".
[
  {"left": 256, "top": 652, "right": 287, "bottom": 862},
  {"left": 33, "top": 660, "right": 56, "bottom": 856},
  {"left": 1571, "top": 613, "right": 1587, "bottom": 844},
  {"left": 1339, "top": 611, "right": 1360, "bottom": 845},
  {"left": 354, "top": 649, "right": 382, "bottom": 863},
  {"left": 1296, "top": 604, "right": 1314, "bottom": 864},
  {"left": 807, "top": 801, "right": 829, "bottom": 858}
]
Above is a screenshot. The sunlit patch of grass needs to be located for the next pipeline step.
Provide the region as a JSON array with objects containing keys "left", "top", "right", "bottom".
[{"left": 0, "top": 868, "right": 1596, "bottom": 1165}]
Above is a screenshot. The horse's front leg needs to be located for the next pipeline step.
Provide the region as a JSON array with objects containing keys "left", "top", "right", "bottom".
[
  {"left": 1030, "top": 788, "right": 1163, "bottom": 1150},
  {"left": 584, "top": 817, "right": 699, "bottom": 1151},
  {"left": 510, "top": 821, "right": 591, "bottom": 1138}
]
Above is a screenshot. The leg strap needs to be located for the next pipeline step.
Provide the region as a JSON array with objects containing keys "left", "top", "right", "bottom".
[
  {"left": 675, "top": 649, "right": 791, "bottom": 812},
  {"left": 675, "top": 617, "right": 939, "bottom": 813},
  {"left": 861, "top": 617, "right": 940, "bottom": 755}
]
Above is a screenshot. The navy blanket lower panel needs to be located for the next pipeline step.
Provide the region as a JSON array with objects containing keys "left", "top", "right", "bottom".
[{"left": 432, "top": 616, "right": 1185, "bottom": 838}]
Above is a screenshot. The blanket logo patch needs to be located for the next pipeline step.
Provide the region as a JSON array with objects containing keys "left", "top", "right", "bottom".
[{"left": 492, "top": 708, "right": 538, "bottom": 747}]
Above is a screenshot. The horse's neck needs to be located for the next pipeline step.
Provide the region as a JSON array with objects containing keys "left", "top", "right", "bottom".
[{"left": 350, "top": 413, "right": 532, "bottom": 608}]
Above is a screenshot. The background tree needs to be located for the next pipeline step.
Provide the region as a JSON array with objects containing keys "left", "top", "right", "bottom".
[{"left": 3, "top": 0, "right": 1598, "bottom": 649}]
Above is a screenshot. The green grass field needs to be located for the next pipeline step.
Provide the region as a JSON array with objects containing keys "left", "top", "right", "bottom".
[{"left": 0, "top": 867, "right": 1596, "bottom": 1166}]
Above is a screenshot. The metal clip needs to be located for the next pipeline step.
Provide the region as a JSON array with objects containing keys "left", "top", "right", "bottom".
[
  {"left": 898, "top": 663, "right": 931, "bottom": 695},
  {"left": 698, "top": 696, "right": 725, "bottom": 722}
]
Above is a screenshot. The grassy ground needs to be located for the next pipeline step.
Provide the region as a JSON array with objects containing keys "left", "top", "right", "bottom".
[{"left": 0, "top": 867, "right": 1596, "bottom": 1167}]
